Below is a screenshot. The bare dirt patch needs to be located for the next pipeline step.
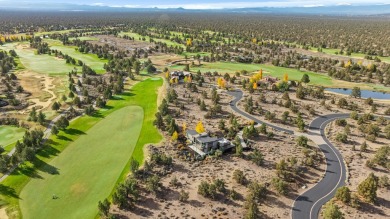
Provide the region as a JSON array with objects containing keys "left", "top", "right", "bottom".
[{"left": 18, "top": 70, "right": 57, "bottom": 110}]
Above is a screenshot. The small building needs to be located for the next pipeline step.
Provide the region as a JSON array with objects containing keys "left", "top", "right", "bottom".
[
  {"left": 186, "top": 130, "right": 233, "bottom": 157},
  {"left": 170, "top": 71, "right": 192, "bottom": 82},
  {"left": 257, "top": 76, "right": 280, "bottom": 89}
]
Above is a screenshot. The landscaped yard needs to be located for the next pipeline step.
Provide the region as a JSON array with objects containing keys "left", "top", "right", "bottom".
[
  {"left": 0, "top": 126, "right": 25, "bottom": 153},
  {"left": 0, "top": 78, "right": 163, "bottom": 219}
]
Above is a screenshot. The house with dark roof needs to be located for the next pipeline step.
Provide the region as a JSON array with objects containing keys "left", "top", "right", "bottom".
[
  {"left": 186, "top": 130, "right": 233, "bottom": 157},
  {"left": 170, "top": 71, "right": 192, "bottom": 82}
]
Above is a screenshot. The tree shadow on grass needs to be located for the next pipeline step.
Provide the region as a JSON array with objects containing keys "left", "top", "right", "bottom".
[
  {"left": 91, "top": 111, "right": 105, "bottom": 118},
  {"left": 0, "top": 184, "right": 19, "bottom": 199},
  {"left": 103, "top": 105, "right": 114, "bottom": 110},
  {"left": 38, "top": 144, "right": 61, "bottom": 158},
  {"left": 111, "top": 96, "right": 124, "bottom": 101},
  {"left": 33, "top": 157, "right": 59, "bottom": 175},
  {"left": 64, "top": 128, "right": 86, "bottom": 136},
  {"left": 44, "top": 139, "right": 59, "bottom": 146},
  {"left": 56, "top": 135, "right": 72, "bottom": 142},
  {"left": 119, "top": 92, "right": 135, "bottom": 97},
  {"left": 13, "top": 164, "right": 42, "bottom": 180}
]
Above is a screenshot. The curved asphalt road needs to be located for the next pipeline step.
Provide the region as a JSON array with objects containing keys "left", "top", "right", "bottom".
[
  {"left": 227, "top": 89, "right": 293, "bottom": 134},
  {"left": 226, "top": 89, "right": 349, "bottom": 219},
  {"left": 292, "top": 113, "right": 349, "bottom": 219}
]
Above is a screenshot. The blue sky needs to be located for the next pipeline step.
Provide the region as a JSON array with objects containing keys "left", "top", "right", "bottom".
[{"left": 4, "top": 0, "right": 390, "bottom": 9}]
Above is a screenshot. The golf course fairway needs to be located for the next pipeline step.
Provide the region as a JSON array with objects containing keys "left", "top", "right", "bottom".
[
  {"left": 0, "top": 126, "right": 25, "bottom": 151},
  {"left": 19, "top": 106, "right": 144, "bottom": 219}
]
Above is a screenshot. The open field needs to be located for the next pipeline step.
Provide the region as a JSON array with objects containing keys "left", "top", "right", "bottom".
[
  {"left": 20, "top": 106, "right": 144, "bottom": 219},
  {"left": 119, "top": 31, "right": 185, "bottom": 48},
  {"left": 309, "top": 47, "right": 390, "bottom": 63},
  {"left": 34, "top": 29, "right": 82, "bottom": 37},
  {"left": 1, "top": 43, "right": 78, "bottom": 75},
  {"left": 69, "top": 36, "right": 98, "bottom": 41},
  {"left": 170, "top": 62, "right": 390, "bottom": 91},
  {"left": 45, "top": 39, "right": 107, "bottom": 74},
  {"left": 0, "top": 126, "right": 25, "bottom": 152},
  {"left": 0, "top": 77, "right": 163, "bottom": 218}
]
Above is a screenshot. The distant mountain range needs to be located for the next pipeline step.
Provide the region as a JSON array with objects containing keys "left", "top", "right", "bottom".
[{"left": 0, "top": 2, "right": 390, "bottom": 16}]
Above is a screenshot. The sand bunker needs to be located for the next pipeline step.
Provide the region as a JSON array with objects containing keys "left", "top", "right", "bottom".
[{"left": 18, "top": 71, "right": 57, "bottom": 110}]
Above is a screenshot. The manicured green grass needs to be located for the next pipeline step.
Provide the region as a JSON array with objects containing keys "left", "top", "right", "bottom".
[
  {"left": 45, "top": 39, "right": 107, "bottom": 74},
  {"left": 69, "top": 37, "right": 98, "bottom": 41},
  {"left": 119, "top": 31, "right": 185, "bottom": 48},
  {"left": 1, "top": 42, "right": 79, "bottom": 75},
  {"left": 171, "top": 62, "right": 332, "bottom": 85},
  {"left": 34, "top": 29, "right": 83, "bottom": 37},
  {"left": 20, "top": 106, "right": 144, "bottom": 219},
  {"left": 310, "top": 47, "right": 390, "bottom": 63},
  {"left": 0, "top": 78, "right": 162, "bottom": 218},
  {"left": 170, "top": 61, "right": 390, "bottom": 92},
  {"left": 0, "top": 126, "right": 25, "bottom": 152}
]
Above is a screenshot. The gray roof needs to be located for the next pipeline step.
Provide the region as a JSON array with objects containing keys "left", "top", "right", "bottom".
[
  {"left": 186, "top": 130, "right": 198, "bottom": 136},
  {"left": 197, "top": 136, "right": 219, "bottom": 143}
]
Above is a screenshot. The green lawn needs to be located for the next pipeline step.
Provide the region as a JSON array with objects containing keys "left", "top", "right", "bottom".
[
  {"left": 310, "top": 47, "right": 390, "bottom": 63},
  {"left": 69, "top": 37, "right": 98, "bottom": 41},
  {"left": 34, "top": 29, "right": 83, "bottom": 37},
  {"left": 119, "top": 31, "right": 185, "bottom": 48},
  {"left": 45, "top": 39, "right": 107, "bottom": 74},
  {"left": 171, "top": 62, "right": 332, "bottom": 85},
  {"left": 0, "top": 126, "right": 25, "bottom": 152},
  {"left": 20, "top": 106, "right": 144, "bottom": 219},
  {"left": 170, "top": 61, "right": 390, "bottom": 92},
  {"left": 0, "top": 78, "right": 163, "bottom": 218},
  {"left": 1, "top": 42, "right": 78, "bottom": 75}
]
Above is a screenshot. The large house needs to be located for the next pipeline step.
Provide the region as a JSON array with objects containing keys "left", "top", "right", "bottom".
[
  {"left": 170, "top": 71, "right": 192, "bottom": 82},
  {"left": 186, "top": 130, "right": 233, "bottom": 157}
]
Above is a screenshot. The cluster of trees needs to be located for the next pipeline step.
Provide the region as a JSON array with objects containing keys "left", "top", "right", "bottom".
[
  {"left": 106, "top": 150, "right": 173, "bottom": 215},
  {"left": 30, "top": 37, "right": 50, "bottom": 54},
  {"left": 0, "top": 52, "right": 26, "bottom": 108},
  {"left": 0, "top": 50, "right": 16, "bottom": 74},
  {"left": 0, "top": 129, "right": 44, "bottom": 172}
]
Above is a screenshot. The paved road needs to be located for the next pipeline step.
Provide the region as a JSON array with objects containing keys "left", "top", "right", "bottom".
[
  {"left": 226, "top": 89, "right": 349, "bottom": 219},
  {"left": 292, "top": 114, "right": 349, "bottom": 219},
  {"left": 227, "top": 89, "right": 293, "bottom": 134}
]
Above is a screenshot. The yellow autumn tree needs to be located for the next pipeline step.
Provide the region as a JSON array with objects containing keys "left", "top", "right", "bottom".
[
  {"left": 196, "top": 121, "right": 205, "bottom": 133},
  {"left": 165, "top": 71, "right": 169, "bottom": 79},
  {"left": 250, "top": 69, "right": 263, "bottom": 84},
  {"left": 283, "top": 73, "right": 288, "bottom": 82},
  {"left": 258, "top": 69, "right": 263, "bottom": 80},
  {"left": 357, "top": 60, "right": 363, "bottom": 66},
  {"left": 182, "top": 123, "right": 187, "bottom": 134},
  {"left": 217, "top": 77, "right": 226, "bottom": 88},
  {"left": 253, "top": 82, "right": 258, "bottom": 89},
  {"left": 171, "top": 131, "right": 178, "bottom": 141},
  {"left": 186, "top": 38, "right": 193, "bottom": 46},
  {"left": 252, "top": 38, "right": 257, "bottom": 44},
  {"left": 345, "top": 60, "right": 352, "bottom": 68}
]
